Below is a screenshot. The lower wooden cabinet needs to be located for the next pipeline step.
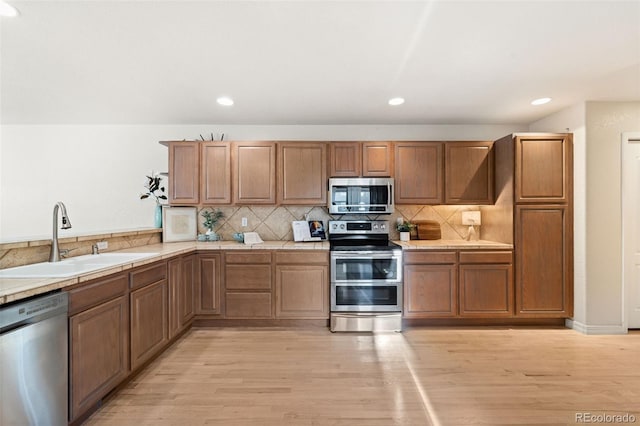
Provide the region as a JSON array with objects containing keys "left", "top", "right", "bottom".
[
  {"left": 404, "top": 263, "right": 458, "bottom": 318},
  {"left": 197, "top": 253, "right": 222, "bottom": 314},
  {"left": 224, "top": 251, "right": 273, "bottom": 318},
  {"left": 69, "top": 295, "right": 129, "bottom": 421},
  {"left": 168, "top": 255, "right": 196, "bottom": 339},
  {"left": 275, "top": 265, "right": 328, "bottom": 318},
  {"left": 403, "top": 250, "right": 514, "bottom": 319},
  {"left": 130, "top": 266, "right": 169, "bottom": 371},
  {"left": 515, "top": 205, "right": 572, "bottom": 317},
  {"left": 67, "top": 273, "right": 130, "bottom": 422}
]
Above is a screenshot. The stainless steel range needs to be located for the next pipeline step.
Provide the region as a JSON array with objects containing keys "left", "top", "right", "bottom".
[{"left": 329, "top": 220, "right": 403, "bottom": 332}]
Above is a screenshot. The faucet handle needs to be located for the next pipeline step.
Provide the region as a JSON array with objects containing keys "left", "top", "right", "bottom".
[
  {"left": 92, "top": 244, "right": 100, "bottom": 255},
  {"left": 60, "top": 249, "right": 70, "bottom": 258}
]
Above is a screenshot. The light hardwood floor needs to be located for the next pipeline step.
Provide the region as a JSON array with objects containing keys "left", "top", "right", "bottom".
[{"left": 85, "top": 327, "right": 640, "bottom": 426}]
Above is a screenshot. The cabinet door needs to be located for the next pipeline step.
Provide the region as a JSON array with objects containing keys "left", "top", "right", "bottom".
[
  {"left": 394, "top": 142, "right": 443, "bottom": 204},
  {"left": 69, "top": 296, "right": 129, "bottom": 421},
  {"left": 168, "top": 258, "right": 181, "bottom": 339},
  {"left": 515, "top": 134, "right": 572, "bottom": 203},
  {"left": 329, "top": 142, "right": 361, "bottom": 177},
  {"left": 275, "top": 265, "right": 328, "bottom": 319},
  {"left": 233, "top": 141, "right": 276, "bottom": 204},
  {"left": 196, "top": 254, "right": 221, "bottom": 315},
  {"left": 445, "top": 141, "right": 494, "bottom": 204},
  {"left": 201, "top": 142, "right": 231, "bottom": 204},
  {"left": 180, "top": 254, "right": 196, "bottom": 325},
  {"left": 404, "top": 264, "right": 457, "bottom": 317},
  {"left": 168, "top": 141, "right": 199, "bottom": 204},
  {"left": 515, "top": 205, "right": 573, "bottom": 317},
  {"left": 459, "top": 264, "right": 513, "bottom": 317},
  {"left": 278, "top": 142, "right": 327, "bottom": 205},
  {"left": 130, "top": 279, "right": 168, "bottom": 371},
  {"left": 362, "top": 142, "right": 393, "bottom": 176}
]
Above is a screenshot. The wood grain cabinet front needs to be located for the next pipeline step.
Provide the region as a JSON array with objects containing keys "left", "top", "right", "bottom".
[
  {"left": 68, "top": 291, "right": 129, "bottom": 421},
  {"left": 167, "top": 141, "right": 200, "bottom": 205},
  {"left": 458, "top": 251, "right": 513, "bottom": 317},
  {"left": 233, "top": 141, "right": 277, "bottom": 204},
  {"left": 394, "top": 142, "right": 443, "bottom": 204},
  {"left": 197, "top": 253, "right": 222, "bottom": 315},
  {"left": 224, "top": 251, "right": 273, "bottom": 318},
  {"left": 403, "top": 251, "right": 458, "bottom": 318},
  {"left": 129, "top": 262, "right": 169, "bottom": 371},
  {"left": 201, "top": 142, "right": 232, "bottom": 204},
  {"left": 278, "top": 142, "right": 327, "bottom": 205},
  {"left": 444, "top": 141, "right": 495, "bottom": 204},
  {"left": 328, "top": 141, "right": 393, "bottom": 177},
  {"left": 168, "top": 255, "right": 196, "bottom": 339},
  {"left": 275, "top": 251, "right": 329, "bottom": 319}
]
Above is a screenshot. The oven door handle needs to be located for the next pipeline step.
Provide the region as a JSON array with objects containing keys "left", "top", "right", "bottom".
[{"left": 332, "top": 251, "right": 401, "bottom": 257}]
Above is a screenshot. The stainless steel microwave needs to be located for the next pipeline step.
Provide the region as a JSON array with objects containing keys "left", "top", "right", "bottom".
[{"left": 328, "top": 178, "right": 394, "bottom": 214}]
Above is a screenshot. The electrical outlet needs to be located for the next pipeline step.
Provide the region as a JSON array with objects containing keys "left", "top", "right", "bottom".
[
  {"left": 396, "top": 217, "right": 404, "bottom": 226},
  {"left": 96, "top": 241, "right": 108, "bottom": 250},
  {"left": 241, "top": 217, "right": 248, "bottom": 227}
]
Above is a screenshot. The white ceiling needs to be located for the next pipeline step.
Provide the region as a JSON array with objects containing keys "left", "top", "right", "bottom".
[{"left": 1, "top": 0, "right": 639, "bottom": 125}]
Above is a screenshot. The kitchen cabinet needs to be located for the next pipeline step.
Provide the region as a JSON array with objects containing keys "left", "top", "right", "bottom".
[
  {"left": 201, "top": 142, "right": 232, "bottom": 204},
  {"left": 328, "top": 141, "right": 393, "bottom": 177},
  {"left": 403, "top": 251, "right": 457, "bottom": 318},
  {"left": 459, "top": 251, "right": 513, "bottom": 317},
  {"left": 495, "top": 132, "right": 573, "bottom": 318},
  {"left": 515, "top": 134, "right": 571, "bottom": 203},
  {"left": 167, "top": 141, "right": 200, "bottom": 205},
  {"left": 275, "top": 251, "right": 329, "bottom": 319},
  {"left": 196, "top": 253, "right": 222, "bottom": 315},
  {"left": 277, "top": 142, "right": 327, "bottom": 205},
  {"left": 445, "top": 141, "right": 494, "bottom": 204},
  {"left": 168, "top": 255, "right": 196, "bottom": 339},
  {"left": 515, "top": 205, "right": 572, "bottom": 317},
  {"left": 129, "top": 262, "right": 168, "bottom": 371},
  {"left": 224, "top": 251, "right": 273, "bottom": 318},
  {"left": 68, "top": 274, "right": 129, "bottom": 422},
  {"left": 394, "top": 142, "right": 443, "bottom": 204},
  {"left": 233, "top": 141, "right": 276, "bottom": 204}
]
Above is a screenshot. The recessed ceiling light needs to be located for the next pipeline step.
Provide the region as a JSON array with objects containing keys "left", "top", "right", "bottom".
[
  {"left": 388, "top": 97, "right": 405, "bottom": 106},
  {"left": 531, "top": 97, "right": 552, "bottom": 106},
  {"left": 0, "top": 1, "right": 19, "bottom": 17},
  {"left": 216, "top": 96, "right": 234, "bottom": 106}
]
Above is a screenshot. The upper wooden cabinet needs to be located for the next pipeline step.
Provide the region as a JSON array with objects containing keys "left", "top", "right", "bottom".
[
  {"left": 167, "top": 141, "right": 200, "bottom": 205},
  {"left": 514, "top": 134, "right": 572, "bottom": 203},
  {"left": 201, "top": 142, "right": 231, "bottom": 204},
  {"left": 394, "top": 142, "right": 443, "bottom": 204},
  {"left": 445, "top": 141, "right": 494, "bottom": 204},
  {"left": 233, "top": 141, "right": 277, "bottom": 204},
  {"left": 329, "top": 142, "right": 393, "bottom": 177},
  {"left": 278, "top": 142, "right": 327, "bottom": 205}
]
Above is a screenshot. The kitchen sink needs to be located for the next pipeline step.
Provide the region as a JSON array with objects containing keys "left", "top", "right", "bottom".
[{"left": 0, "top": 252, "right": 156, "bottom": 278}]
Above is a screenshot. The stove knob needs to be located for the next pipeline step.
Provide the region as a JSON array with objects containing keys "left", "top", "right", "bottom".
[
  {"left": 380, "top": 224, "right": 386, "bottom": 230},
  {"left": 373, "top": 224, "right": 378, "bottom": 229},
  {"left": 340, "top": 224, "right": 346, "bottom": 230}
]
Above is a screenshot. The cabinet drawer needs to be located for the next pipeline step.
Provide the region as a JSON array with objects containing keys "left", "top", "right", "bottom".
[
  {"left": 225, "top": 252, "right": 271, "bottom": 264},
  {"left": 130, "top": 262, "right": 167, "bottom": 290},
  {"left": 68, "top": 273, "right": 128, "bottom": 315},
  {"left": 225, "top": 265, "right": 272, "bottom": 290},
  {"left": 404, "top": 251, "right": 457, "bottom": 264},
  {"left": 225, "top": 292, "right": 272, "bottom": 318},
  {"left": 275, "top": 251, "right": 328, "bottom": 265},
  {"left": 459, "top": 251, "right": 513, "bottom": 264}
]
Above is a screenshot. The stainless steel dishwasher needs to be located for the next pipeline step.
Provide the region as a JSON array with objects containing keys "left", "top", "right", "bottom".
[{"left": 1, "top": 291, "right": 68, "bottom": 425}]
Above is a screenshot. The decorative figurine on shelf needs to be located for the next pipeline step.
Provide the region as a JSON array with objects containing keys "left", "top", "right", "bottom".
[
  {"left": 200, "top": 208, "right": 224, "bottom": 241},
  {"left": 139, "top": 173, "right": 167, "bottom": 228},
  {"left": 397, "top": 220, "right": 415, "bottom": 242}
]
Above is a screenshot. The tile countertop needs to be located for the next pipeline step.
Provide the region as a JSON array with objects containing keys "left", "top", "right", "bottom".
[
  {"left": 0, "top": 241, "right": 329, "bottom": 305},
  {"left": 1, "top": 239, "right": 514, "bottom": 305},
  {"left": 393, "top": 239, "right": 514, "bottom": 250}
]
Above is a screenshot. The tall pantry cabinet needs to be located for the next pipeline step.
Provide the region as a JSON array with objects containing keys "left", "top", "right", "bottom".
[{"left": 495, "top": 133, "right": 573, "bottom": 318}]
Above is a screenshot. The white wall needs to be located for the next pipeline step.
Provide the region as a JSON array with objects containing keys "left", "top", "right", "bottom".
[
  {"left": 0, "top": 124, "right": 526, "bottom": 241},
  {"left": 531, "top": 101, "right": 640, "bottom": 334}
]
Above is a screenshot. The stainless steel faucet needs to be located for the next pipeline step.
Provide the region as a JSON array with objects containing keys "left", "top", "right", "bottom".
[{"left": 49, "top": 201, "right": 72, "bottom": 262}]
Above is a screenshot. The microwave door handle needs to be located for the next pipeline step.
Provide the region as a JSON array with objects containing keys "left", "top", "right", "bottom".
[{"left": 387, "top": 182, "right": 393, "bottom": 208}]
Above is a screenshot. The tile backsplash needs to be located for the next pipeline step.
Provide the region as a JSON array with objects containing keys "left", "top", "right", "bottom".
[{"left": 198, "top": 204, "right": 489, "bottom": 241}]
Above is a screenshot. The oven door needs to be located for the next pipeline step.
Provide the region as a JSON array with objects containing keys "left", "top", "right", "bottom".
[
  {"left": 330, "top": 251, "right": 402, "bottom": 283},
  {"left": 331, "top": 281, "right": 402, "bottom": 312}
]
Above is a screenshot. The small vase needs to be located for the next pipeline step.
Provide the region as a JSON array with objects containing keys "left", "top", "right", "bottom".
[
  {"left": 400, "top": 231, "right": 410, "bottom": 241},
  {"left": 154, "top": 204, "right": 163, "bottom": 228}
]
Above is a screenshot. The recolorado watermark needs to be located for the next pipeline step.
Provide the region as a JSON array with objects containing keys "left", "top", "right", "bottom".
[{"left": 576, "top": 412, "right": 637, "bottom": 423}]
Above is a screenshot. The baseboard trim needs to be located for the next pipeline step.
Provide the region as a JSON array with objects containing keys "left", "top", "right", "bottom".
[{"left": 566, "top": 319, "right": 627, "bottom": 335}]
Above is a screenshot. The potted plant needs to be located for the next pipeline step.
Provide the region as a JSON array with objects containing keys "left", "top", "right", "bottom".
[
  {"left": 397, "top": 220, "right": 415, "bottom": 242},
  {"left": 139, "top": 173, "right": 167, "bottom": 228},
  {"left": 201, "top": 208, "right": 224, "bottom": 241}
]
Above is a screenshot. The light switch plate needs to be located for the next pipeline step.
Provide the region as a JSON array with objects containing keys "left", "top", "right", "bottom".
[{"left": 96, "top": 241, "right": 108, "bottom": 250}]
